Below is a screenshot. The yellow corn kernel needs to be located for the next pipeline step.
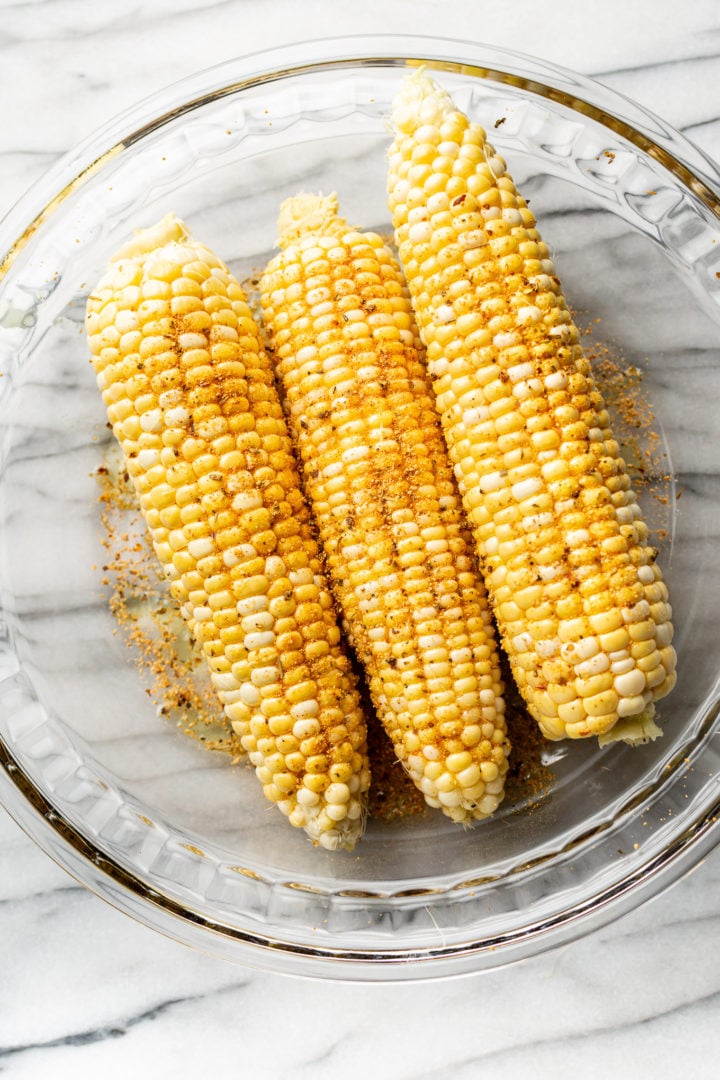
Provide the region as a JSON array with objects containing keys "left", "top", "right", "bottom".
[
  {"left": 260, "top": 193, "right": 509, "bottom": 823},
  {"left": 388, "top": 72, "right": 677, "bottom": 743},
  {"left": 86, "top": 213, "right": 370, "bottom": 850}
]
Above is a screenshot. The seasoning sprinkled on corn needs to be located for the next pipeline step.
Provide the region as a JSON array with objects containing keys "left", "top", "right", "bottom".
[
  {"left": 261, "top": 193, "right": 509, "bottom": 822},
  {"left": 86, "top": 213, "right": 370, "bottom": 849},
  {"left": 387, "top": 71, "right": 677, "bottom": 743}
]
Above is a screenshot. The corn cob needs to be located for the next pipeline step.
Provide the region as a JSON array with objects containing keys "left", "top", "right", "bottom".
[
  {"left": 86, "top": 213, "right": 370, "bottom": 849},
  {"left": 260, "top": 194, "right": 508, "bottom": 822},
  {"left": 387, "top": 71, "right": 677, "bottom": 743}
]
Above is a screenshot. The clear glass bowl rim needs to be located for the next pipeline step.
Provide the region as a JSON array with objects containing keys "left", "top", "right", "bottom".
[{"left": 1, "top": 33, "right": 719, "bottom": 981}]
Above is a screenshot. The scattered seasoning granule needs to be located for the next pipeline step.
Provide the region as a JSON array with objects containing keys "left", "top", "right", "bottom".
[
  {"left": 366, "top": 702, "right": 428, "bottom": 823},
  {"left": 502, "top": 687, "right": 554, "bottom": 808},
  {"left": 95, "top": 445, "right": 244, "bottom": 758},
  {"left": 582, "top": 321, "right": 674, "bottom": 542}
]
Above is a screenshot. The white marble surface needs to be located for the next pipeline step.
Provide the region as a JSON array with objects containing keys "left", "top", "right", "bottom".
[{"left": 1, "top": 0, "right": 720, "bottom": 1076}]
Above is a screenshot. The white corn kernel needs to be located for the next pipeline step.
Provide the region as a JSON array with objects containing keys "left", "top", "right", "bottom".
[
  {"left": 140, "top": 408, "right": 162, "bottom": 432},
  {"left": 614, "top": 668, "right": 647, "bottom": 697},
  {"left": 187, "top": 538, "right": 215, "bottom": 560},
  {"left": 244, "top": 631, "right": 275, "bottom": 650},
  {"left": 239, "top": 683, "right": 261, "bottom": 707},
  {"left": 617, "top": 693, "right": 648, "bottom": 717},
  {"left": 576, "top": 653, "right": 610, "bottom": 678},
  {"left": 251, "top": 665, "right": 281, "bottom": 688}
]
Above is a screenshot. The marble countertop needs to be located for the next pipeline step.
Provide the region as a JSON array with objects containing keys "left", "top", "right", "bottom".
[{"left": 2, "top": 1, "right": 720, "bottom": 1076}]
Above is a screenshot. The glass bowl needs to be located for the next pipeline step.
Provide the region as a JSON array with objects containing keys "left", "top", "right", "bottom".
[{"left": 1, "top": 35, "right": 719, "bottom": 982}]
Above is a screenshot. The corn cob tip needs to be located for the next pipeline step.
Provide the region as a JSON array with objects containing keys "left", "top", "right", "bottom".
[
  {"left": 392, "top": 67, "right": 456, "bottom": 134},
  {"left": 110, "top": 212, "right": 191, "bottom": 262},
  {"left": 277, "top": 192, "right": 346, "bottom": 248},
  {"left": 597, "top": 705, "right": 663, "bottom": 748}
]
